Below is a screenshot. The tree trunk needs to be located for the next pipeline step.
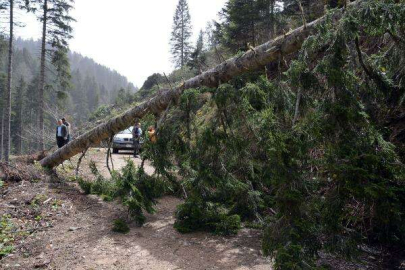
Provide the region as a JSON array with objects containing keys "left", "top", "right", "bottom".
[
  {"left": 38, "top": 0, "right": 48, "bottom": 151},
  {"left": 268, "top": 0, "right": 276, "bottom": 39},
  {"left": 15, "top": 79, "right": 24, "bottom": 155},
  {"left": 293, "top": 89, "right": 302, "bottom": 125},
  {"left": 181, "top": 9, "right": 184, "bottom": 68},
  {"left": 4, "top": 0, "right": 14, "bottom": 162},
  {"left": 0, "top": 109, "right": 4, "bottom": 160},
  {"left": 40, "top": 2, "right": 355, "bottom": 168}
]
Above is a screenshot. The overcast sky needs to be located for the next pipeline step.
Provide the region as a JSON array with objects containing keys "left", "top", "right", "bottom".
[{"left": 15, "top": 0, "right": 227, "bottom": 87}]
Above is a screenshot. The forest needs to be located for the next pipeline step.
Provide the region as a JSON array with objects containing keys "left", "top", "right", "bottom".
[
  {"left": 0, "top": 37, "right": 136, "bottom": 156},
  {"left": 1, "top": 0, "right": 405, "bottom": 269}
]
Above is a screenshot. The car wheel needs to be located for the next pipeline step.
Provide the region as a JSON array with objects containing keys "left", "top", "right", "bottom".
[{"left": 113, "top": 148, "right": 118, "bottom": 154}]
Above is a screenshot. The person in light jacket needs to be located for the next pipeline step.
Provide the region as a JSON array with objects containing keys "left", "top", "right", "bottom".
[{"left": 56, "top": 119, "right": 68, "bottom": 148}]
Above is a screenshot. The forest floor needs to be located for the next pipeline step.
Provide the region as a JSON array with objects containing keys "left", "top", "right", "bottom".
[{"left": 0, "top": 149, "right": 272, "bottom": 270}]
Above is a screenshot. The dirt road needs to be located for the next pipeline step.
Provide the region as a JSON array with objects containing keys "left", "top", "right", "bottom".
[
  {"left": 1, "top": 149, "right": 272, "bottom": 270},
  {"left": 89, "top": 149, "right": 155, "bottom": 177}
]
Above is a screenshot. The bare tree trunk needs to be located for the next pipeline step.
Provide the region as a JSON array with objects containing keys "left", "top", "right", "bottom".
[
  {"left": 15, "top": 79, "right": 24, "bottom": 155},
  {"left": 297, "top": 0, "right": 307, "bottom": 29},
  {"left": 38, "top": 0, "right": 48, "bottom": 151},
  {"left": 40, "top": 2, "right": 356, "bottom": 168},
  {"left": 293, "top": 89, "right": 302, "bottom": 126},
  {"left": 4, "top": 0, "right": 14, "bottom": 162},
  {"left": 0, "top": 109, "right": 4, "bottom": 160},
  {"left": 75, "top": 148, "right": 88, "bottom": 178},
  {"left": 106, "top": 136, "right": 113, "bottom": 175},
  {"left": 268, "top": 0, "right": 276, "bottom": 39},
  {"left": 16, "top": 102, "right": 23, "bottom": 155},
  {"left": 181, "top": 14, "right": 184, "bottom": 68}
]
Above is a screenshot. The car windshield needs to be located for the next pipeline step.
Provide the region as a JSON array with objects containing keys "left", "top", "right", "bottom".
[{"left": 118, "top": 127, "right": 133, "bottom": 135}]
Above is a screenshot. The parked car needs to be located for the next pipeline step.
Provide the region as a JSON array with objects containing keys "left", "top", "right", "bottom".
[
  {"left": 112, "top": 127, "right": 144, "bottom": 154},
  {"left": 112, "top": 127, "right": 134, "bottom": 154}
]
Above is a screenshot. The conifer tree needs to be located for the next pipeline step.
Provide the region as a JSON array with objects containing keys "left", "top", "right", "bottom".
[
  {"left": 13, "top": 77, "right": 25, "bottom": 155},
  {"left": 258, "top": 0, "right": 278, "bottom": 39},
  {"left": 220, "top": 0, "right": 261, "bottom": 51},
  {"left": 84, "top": 75, "right": 100, "bottom": 112},
  {"left": 281, "top": 0, "right": 324, "bottom": 21},
  {"left": 204, "top": 22, "right": 216, "bottom": 51},
  {"left": 28, "top": 0, "right": 74, "bottom": 150},
  {"left": 221, "top": 0, "right": 284, "bottom": 52},
  {"left": 70, "top": 70, "right": 88, "bottom": 124},
  {"left": 170, "top": 0, "right": 193, "bottom": 68},
  {"left": 0, "top": 73, "right": 6, "bottom": 160},
  {"left": 188, "top": 30, "right": 207, "bottom": 74},
  {"left": 3, "top": 0, "right": 15, "bottom": 162}
]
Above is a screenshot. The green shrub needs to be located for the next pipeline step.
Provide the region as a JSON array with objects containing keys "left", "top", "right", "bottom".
[
  {"left": 174, "top": 199, "right": 241, "bottom": 236},
  {"left": 78, "top": 178, "right": 92, "bottom": 195},
  {"left": 83, "top": 159, "right": 171, "bottom": 227},
  {"left": 116, "top": 161, "right": 166, "bottom": 226},
  {"left": 214, "top": 214, "right": 241, "bottom": 236},
  {"left": 112, "top": 219, "right": 130, "bottom": 234},
  {"left": 91, "top": 178, "right": 117, "bottom": 197},
  {"left": 0, "top": 215, "right": 15, "bottom": 258}
]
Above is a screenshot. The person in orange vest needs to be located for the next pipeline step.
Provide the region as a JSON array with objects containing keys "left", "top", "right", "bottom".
[{"left": 148, "top": 126, "right": 157, "bottom": 144}]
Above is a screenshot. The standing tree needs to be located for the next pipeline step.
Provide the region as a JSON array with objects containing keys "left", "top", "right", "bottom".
[
  {"left": 28, "top": 0, "right": 74, "bottom": 150},
  {"left": 170, "top": 0, "right": 193, "bottom": 68},
  {"left": 0, "top": 73, "right": 6, "bottom": 160},
  {"left": 220, "top": 0, "right": 261, "bottom": 52},
  {"left": 3, "top": 0, "right": 15, "bottom": 162},
  {"left": 84, "top": 75, "right": 100, "bottom": 112},
  {"left": 13, "top": 77, "right": 26, "bottom": 155},
  {"left": 220, "top": 0, "right": 285, "bottom": 52},
  {"left": 188, "top": 30, "right": 207, "bottom": 75},
  {"left": 282, "top": 0, "right": 325, "bottom": 23},
  {"left": 257, "top": 0, "right": 280, "bottom": 39},
  {"left": 204, "top": 21, "right": 216, "bottom": 51}
]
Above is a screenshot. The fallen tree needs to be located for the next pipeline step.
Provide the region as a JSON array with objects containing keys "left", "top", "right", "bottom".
[
  {"left": 40, "top": 3, "right": 357, "bottom": 168},
  {"left": 12, "top": 151, "right": 49, "bottom": 164}
]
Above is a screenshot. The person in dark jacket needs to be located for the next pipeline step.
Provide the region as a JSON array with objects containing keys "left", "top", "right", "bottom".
[
  {"left": 56, "top": 119, "right": 68, "bottom": 148},
  {"left": 132, "top": 122, "right": 142, "bottom": 158},
  {"left": 62, "top": 117, "right": 71, "bottom": 143}
]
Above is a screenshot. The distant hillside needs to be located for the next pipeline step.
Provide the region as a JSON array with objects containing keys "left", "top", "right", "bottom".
[
  {"left": 4, "top": 38, "right": 138, "bottom": 124},
  {"left": 69, "top": 51, "right": 136, "bottom": 94},
  {"left": 15, "top": 38, "right": 137, "bottom": 95}
]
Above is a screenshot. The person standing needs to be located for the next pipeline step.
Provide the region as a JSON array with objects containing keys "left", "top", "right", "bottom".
[
  {"left": 62, "top": 117, "right": 71, "bottom": 143},
  {"left": 148, "top": 126, "right": 157, "bottom": 144},
  {"left": 56, "top": 119, "right": 68, "bottom": 149},
  {"left": 132, "top": 122, "right": 142, "bottom": 158}
]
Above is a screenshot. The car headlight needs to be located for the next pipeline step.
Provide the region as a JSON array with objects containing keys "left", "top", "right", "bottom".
[{"left": 113, "top": 137, "right": 122, "bottom": 143}]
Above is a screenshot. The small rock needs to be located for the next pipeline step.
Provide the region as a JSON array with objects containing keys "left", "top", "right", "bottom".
[
  {"left": 68, "top": 227, "right": 81, "bottom": 232},
  {"left": 43, "top": 198, "right": 53, "bottom": 204},
  {"left": 10, "top": 199, "right": 19, "bottom": 205},
  {"left": 34, "top": 259, "right": 50, "bottom": 268}
]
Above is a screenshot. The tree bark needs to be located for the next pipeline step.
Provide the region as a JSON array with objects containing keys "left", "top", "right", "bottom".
[
  {"left": 15, "top": 91, "right": 22, "bottom": 155},
  {"left": 38, "top": 0, "right": 48, "bottom": 151},
  {"left": 40, "top": 2, "right": 356, "bottom": 168},
  {"left": 292, "top": 89, "right": 302, "bottom": 126},
  {"left": 0, "top": 109, "right": 4, "bottom": 160},
  {"left": 4, "top": 0, "right": 14, "bottom": 162},
  {"left": 15, "top": 78, "right": 24, "bottom": 155},
  {"left": 75, "top": 148, "right": 88, "bottom": 178}
]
